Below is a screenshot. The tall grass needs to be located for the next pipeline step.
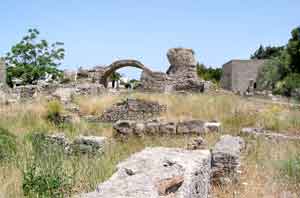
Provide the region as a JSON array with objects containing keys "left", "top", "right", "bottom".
[{"left": 1, "top": 92, "right": 300, "bottom": 197}]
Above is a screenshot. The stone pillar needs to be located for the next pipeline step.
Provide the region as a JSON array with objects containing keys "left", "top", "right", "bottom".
[
  {"left": 0, "top": 58, "right": 7, "bottom": 88},
  {"left": 166, "top": 48, "right": 197, "bottom": 75}
]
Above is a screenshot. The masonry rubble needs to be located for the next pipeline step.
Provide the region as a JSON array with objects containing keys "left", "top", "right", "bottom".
[
  {"left": 79, "top": 147, "right": 211, "bottom": 198},
  {"left": 113, "top": 119, "right": 221, "bottom": 137},
  {"left": 39, "top": 133, "right": 107, "bottom": 155},
  {"left": 100, "top": 98, "right": 167, "bottom": 122},
  {"left": 211, "top": 135, "right": 245, "bottom": 185}
]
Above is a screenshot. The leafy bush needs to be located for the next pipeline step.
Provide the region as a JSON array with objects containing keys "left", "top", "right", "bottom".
[
  {"left": 279, "top": 156, "right": 300, "bottom": 183},
  {"left": 46, "top": 100, "right": 63, "bottom": 125},
  {"left": 22, "top": 133, "right": 74, "bottom": 197},
  {"left": 0, "top": 127, "right": 17, "bottom": 162},
  {"left": 22, "top": 155, "right": 73, "bottom": 197},
  {"left": 275, "top": 74, "right": 300, "bottom": 97}
]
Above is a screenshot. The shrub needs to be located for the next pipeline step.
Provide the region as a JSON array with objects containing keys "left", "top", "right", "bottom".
[
  {"left": 0, "top": 127, "right": 17, "bottom": 162},
  {"left": 22, "top": 134, "right": 74, "bottom": 197},
  {"left": 22, "top": 156, "right": 73, "bottom": 197},
  {"left": 275, "top": 74, "right": 300, "bottom": 97},
  {"left": 279, "top": 155, "right": 300, "bottom": 183},
  {"left": 46, "top": 100, "right": 63, "bottom": 125}
]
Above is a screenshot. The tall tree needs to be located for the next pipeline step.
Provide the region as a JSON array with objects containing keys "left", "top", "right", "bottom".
[
  {"left": 251, "top": 45, "right": 284, "bottom": 59},
  {"left": 286, "top": 27, "right": 300, "bottom": 73},
  {"left": 109, "top": 71, "right": 122, "bottom": 88},
  {"left": 5, "top": 28, "right": 64, "bottom": 87}
]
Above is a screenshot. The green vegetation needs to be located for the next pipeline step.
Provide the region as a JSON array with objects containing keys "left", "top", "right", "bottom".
[
  {"left": 256, "top": 26, "right": 300, "bottom": 97},
  {"left": 0, "top": 93, "right": 300, "bottom": 197},
  {"left": 196, "top": 63, "right": 222, "bottom": 83},
  {"left": 46, "top": 100, "right": 64, "bottom": 125},
  {"left": 251, "top": 45, "right": 284, "bottom": 60},
  {"left": 109, "top": 71, "right": 122, "bottom": 88},
  {"left": 0, "top": 127, "right": 16, "bottom": 162},
  {"left": 279, "top": 155, "right": 300, "bottom": 183},
  {"left": 4, "top": 28, "right": 64, "bottom": 87}
]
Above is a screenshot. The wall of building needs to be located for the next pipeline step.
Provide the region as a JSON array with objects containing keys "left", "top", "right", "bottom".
[
  {"left": 220, "top": 62, "right": 233, "bottom": 90},
  {"left": 221, "top": 59, "right": 266, "bottom": 93}
]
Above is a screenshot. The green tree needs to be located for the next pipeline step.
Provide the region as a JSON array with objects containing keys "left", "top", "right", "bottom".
[
  {"left": 109, "top": 71, "right": 122, "bottom": 88},
  {"left": 5, "top": 28, "right": 64, "bottom": 87},
  {"left": 257, "top": 50, "right": 290, "bottom": 90},
  {"left": 286, "top": 27, "right": 300, "bottom": 73},
  {"left": 251, "top": 45, "right": 284, "bottom": 59},
  {"left": 277, "top": 73, "right": 300, "bottom": 97},
  {"left": 196, "top": 63, "right": 222, "bottom": 83}
]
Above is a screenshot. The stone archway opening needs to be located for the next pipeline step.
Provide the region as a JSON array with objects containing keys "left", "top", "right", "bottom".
[{"left": 100, "top": 59, "right": 153, "bottom": 88}]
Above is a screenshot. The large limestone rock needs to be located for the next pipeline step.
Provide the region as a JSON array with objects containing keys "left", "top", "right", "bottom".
[
  {"left": 211, "top": 135, "right": 245, "bottom": 184},
  {"left": 100, "top": 98, "right": 167, "bottom": 122},
  {"left": 80, "top": 147, "right": 211, "bottom": 198}
]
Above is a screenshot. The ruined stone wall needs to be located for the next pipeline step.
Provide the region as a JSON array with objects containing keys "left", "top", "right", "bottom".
[
  {"left": 0, "top": 59, "right": 6, "bottom": 88},
  {"left": 221, "top": 60, "right": 266, "bottom": 93}
]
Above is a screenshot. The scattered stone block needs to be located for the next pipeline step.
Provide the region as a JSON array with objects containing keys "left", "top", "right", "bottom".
[
  {"left": 211, "top": 135, "right": 245, "bottom": 185},
  {"left": 145, "top": 120, "right": 161, "bottom": 135},
  {"left": 159, "top": 122, "right": 177, "bottom": 135},
  {"left": 79, "top": 147, "right": 211, "bottom": 198},
  {"left": 71, "top": 135, "right": 107, "bottom": 154},
  {"left": 204, "top": 121, "right": 221, "bottom": 133},
  {"left": 113, "top": 120, "right": 137, "bottom": 137},
  {"left": 177, "top": 120, "right": 205, "bottom": 134}
]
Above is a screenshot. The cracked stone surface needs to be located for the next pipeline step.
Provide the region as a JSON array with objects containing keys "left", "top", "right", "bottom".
[{"left": 79, "top": 147, "right": 211, "bottom": 198}]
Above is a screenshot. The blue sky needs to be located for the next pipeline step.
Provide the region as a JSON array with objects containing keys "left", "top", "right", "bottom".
[{"left": 0, "top": 0, "right": 299, "bottom": 79}]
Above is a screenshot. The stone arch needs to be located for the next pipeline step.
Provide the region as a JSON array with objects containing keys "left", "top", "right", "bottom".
[{"left": 100, "top": 59, "right": 153, "bottom": 87}]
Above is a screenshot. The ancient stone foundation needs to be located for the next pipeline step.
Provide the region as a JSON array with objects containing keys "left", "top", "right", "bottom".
[
  {"left": 35, "top": 133, "right": 107, "bottom": 155},
  {"left": 80, "top": 147, "right": 211, "bottom": 198},
  {"left": 100, "top": 98, "right": 167, "bottom": 122},
  {"left": 113, "top": 119, "right": 220, "bottom": 137}
]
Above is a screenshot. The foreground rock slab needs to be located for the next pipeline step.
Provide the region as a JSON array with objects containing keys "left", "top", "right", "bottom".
[
  {"left": 80, "top": 147, "right": 211, "bottom": 198},
  {"left": 211, "top": 135, "right": 245, "bottom": 185}
]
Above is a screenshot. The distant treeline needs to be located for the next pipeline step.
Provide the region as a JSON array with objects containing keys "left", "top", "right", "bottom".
[
  {"left": 252, "top": 26, "right": 300, "bottom": 97},
  {"left": 196, "top": 63, "right": 222, "bottom": 83}
]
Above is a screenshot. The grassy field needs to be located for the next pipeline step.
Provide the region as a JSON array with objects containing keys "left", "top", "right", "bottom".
[{"left": 0, "top": 92, "right": 300, "bottom": 197}]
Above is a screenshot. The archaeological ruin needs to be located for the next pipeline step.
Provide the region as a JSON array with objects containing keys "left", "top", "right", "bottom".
[
  {"left": 0, "top": 59, "right": 6, "bottom": 88},
  {"left": 220, "top": 59, "right": 266, "bottom": 94},
  {"left": 64, "top": 48, "right": 205, "bottom": 93}
]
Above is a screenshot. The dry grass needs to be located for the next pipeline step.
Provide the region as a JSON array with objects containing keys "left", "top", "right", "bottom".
[{"left": 0, "top": 92, "right": 300, "bottom": 197}]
